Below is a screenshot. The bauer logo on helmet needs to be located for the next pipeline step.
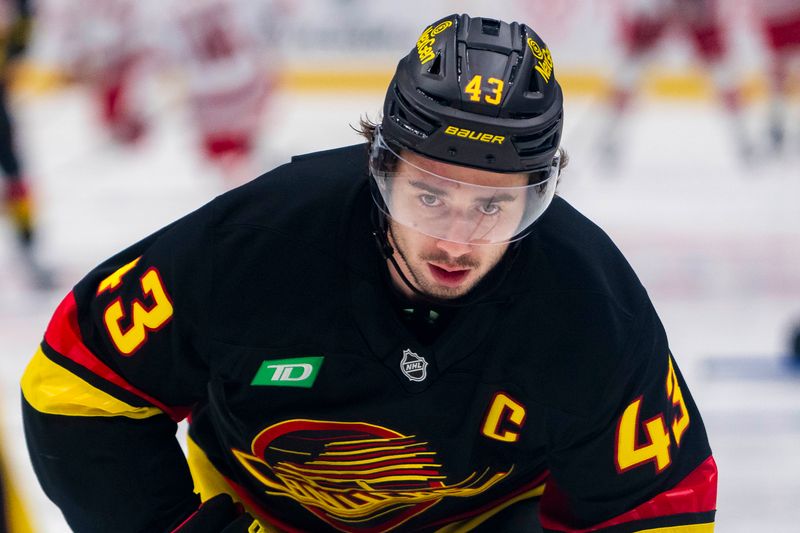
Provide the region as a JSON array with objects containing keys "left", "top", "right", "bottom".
[{"left": 444, "top": 125, "right": 506, "bottom": 144}]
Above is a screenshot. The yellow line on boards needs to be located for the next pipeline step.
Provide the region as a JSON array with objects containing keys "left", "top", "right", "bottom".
[{"left": 8, "top": 62, "right": 789, "bottom": 101}]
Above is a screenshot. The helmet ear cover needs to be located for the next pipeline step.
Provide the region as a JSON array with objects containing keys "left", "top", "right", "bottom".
[{"left": 381, "top": 13, "right": 564, "bottom": 173}]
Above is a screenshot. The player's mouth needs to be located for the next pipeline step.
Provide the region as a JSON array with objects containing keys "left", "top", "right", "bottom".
[{"left": 428, "top": 263, "right": 471, "bottom": 287}]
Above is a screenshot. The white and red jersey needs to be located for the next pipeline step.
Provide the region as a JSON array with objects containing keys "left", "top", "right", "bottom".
[
  {"left": 165, "top": 0, "right": 280, "bottom": 162},
  {"left": 615, "top": 0, "right": 728, "bottom": 59},
  {"left": 29, "top": 1, "right": 157, "bottom": 144},
  {"left": 38, "top": 0, "right": 282, "bottom": 161},
  {"left": 754, "top": 0, "right": 800, "bottom": 51}
]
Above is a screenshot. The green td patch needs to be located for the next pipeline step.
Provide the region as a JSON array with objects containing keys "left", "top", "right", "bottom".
[{"left": 251, "top": 357, "right": 324, "bottom": 388}]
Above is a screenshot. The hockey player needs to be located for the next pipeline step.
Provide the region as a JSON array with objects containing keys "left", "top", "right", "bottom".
[
  {"left": 0, "top": 0, "right": 52, "bottom": 286},
  {"left": 753, "top": 0, "right": 800, "bottom": 151},
  {"left": 1, "top": 0, "right": 32, "bottom": 243},
  {"left": 21, "top": 14, "right": 717, "bottom": 532},
  {"left": 601, "top": 0, "right": 749, "bottom": 163}
]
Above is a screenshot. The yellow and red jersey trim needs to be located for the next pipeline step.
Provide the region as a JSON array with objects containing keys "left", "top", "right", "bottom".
[
  {"left": 540, "top": 456, "right": 717, "bottom": 532},
  {"left": 21, "top": 347, "right": 163, "bottom": 419},
  {"left": 34, "top": 291, "right": 189, "bottom": 422}
]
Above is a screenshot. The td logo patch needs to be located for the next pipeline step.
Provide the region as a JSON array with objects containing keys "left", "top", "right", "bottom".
[{"left": 251, "top": 357, "right": 324, "bottom": 388}]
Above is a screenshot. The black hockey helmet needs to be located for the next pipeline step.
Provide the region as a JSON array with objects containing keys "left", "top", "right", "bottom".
[{"left": 380, "top": 13, "right": 564, "bottom": 173}]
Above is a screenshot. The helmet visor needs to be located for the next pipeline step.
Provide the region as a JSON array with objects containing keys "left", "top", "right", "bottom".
[{"left": 369, "top": 129, "right": 559, "bottom": 245}]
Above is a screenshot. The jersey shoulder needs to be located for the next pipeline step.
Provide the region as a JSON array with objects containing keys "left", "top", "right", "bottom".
[
  {"left": 170, "top": 143, "right": 369, "bottom": 348},
  {"left": 73, "top": 143, "right": 369, "bottom": 340},
  {"left": 511, "top": 197, "right": 657, "bottom": 415},
  {"left": 212, "top": 143, "right": 369, "bottom": 233},
  {"left": 530, "top": 195, "right": 646, "bottom": 309},
  {"left": 90, "top": 142, "right": 370, "bottom": 279}
]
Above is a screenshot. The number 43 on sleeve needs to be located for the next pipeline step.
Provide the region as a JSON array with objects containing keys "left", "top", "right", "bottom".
[
  {"left": 615, "top": 357, "right": 691, "bottom": 474},
  {"left": 96, "top": 257, "right": 174, "bottom": 356}
]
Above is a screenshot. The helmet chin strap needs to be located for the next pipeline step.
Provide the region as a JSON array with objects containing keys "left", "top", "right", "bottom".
[
  {"left": 370, "top": 209, "right": 521, "bottom": 308},
  {"left": 372, "top": 224, "right": 442, "bottom": 305}
]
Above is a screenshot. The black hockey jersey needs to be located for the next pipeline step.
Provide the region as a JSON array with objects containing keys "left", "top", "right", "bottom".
[{"left": 21, "top": 144, "right": 716, "bottom": 532}]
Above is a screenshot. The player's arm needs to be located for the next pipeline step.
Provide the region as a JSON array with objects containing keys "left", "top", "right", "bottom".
[
  {"left": 540, "top": 299, "right": 716, "bottom": 532},
  {"left": 21, "top": 217, "right": 215, "bottom": 532}
]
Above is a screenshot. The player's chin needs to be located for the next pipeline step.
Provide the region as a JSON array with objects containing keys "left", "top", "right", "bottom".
[{"left": 424, "top": 276, "right": 477, "bottom": 300}]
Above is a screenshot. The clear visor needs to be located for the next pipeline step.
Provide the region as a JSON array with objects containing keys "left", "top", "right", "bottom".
[{"left": 369, "top": 129, "right": 560, "bottom": 245}]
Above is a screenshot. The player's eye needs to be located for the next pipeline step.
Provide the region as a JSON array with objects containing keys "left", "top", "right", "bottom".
[
  {"left": 478, "top": 203, "right": 501, "bottom": 216},
  {"left": 419, "top": 193, "right": 442, "bottom": 207}
]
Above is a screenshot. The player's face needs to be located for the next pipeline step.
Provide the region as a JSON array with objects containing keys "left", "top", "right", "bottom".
[{"left": 386, "top": 152, "right": 528, "bottom": 300}]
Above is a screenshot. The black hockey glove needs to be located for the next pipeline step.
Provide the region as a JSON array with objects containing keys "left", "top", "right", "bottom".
[{"left": 169, "top": 493, "right": 262, "bottom": 533}]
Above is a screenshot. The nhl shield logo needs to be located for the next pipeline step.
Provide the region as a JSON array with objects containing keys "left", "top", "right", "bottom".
[{"left": 400, "top": 349, "right": 428, "bottom": 382}]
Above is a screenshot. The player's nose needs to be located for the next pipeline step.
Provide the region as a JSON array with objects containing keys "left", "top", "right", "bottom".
[{"left": 434, "top": 238, "right": 472, "bottom": 259}]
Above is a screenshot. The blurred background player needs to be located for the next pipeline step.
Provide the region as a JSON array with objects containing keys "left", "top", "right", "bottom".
[
  {"left": 1, "top": 0, "right": 33, "bottom": 247},
  {"left": 0, "top": 4, "right": 47, "bottom": 526},
  {"left": 43, "top": 0, "right": 154, "bottom": 146},
  {"left": 89, "top": 1, "right": 151, "bottom": 146},
  {"left": 754, "top": 0, "right": 800, "bottom": 153},
  {"left": 1, "top": 0, "right": 51, "bottom": 286},
  {"left": 755, "top": 1, "right": 800, "bottom": 364},
  {"left": 168, "top": 0, "right": 278, "bottom": 183},
  {"left": 600, "top": 0, "right": 750, "bottom": 165},
  {"left": 40, "top": 0, "right": 281, "bottom": 183}
]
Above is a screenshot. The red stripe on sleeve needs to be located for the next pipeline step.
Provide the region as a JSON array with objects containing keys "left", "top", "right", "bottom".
[
  {"left": 44, "top": 291, "right": 190, "bottom": 422},
  {"left": 540, "top": 456, "right": 717, "bottom": 532}
]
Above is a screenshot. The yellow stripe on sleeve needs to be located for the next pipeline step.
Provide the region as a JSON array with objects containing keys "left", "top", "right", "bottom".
[{"left": 20, "top": 347, "right": 163, "bottom": 419}]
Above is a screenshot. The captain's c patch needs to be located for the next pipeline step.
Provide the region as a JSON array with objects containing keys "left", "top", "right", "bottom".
[{"left": 481, "top": 392, "right": 527, "bottom": 443}]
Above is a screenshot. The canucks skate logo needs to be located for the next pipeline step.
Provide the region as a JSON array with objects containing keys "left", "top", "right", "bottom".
[
  {"left": 233, "top": 419, "right": 512, "bottom": 531},
  {"left": 400, "top": 349, "right": 428, "bottom": 382}
]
